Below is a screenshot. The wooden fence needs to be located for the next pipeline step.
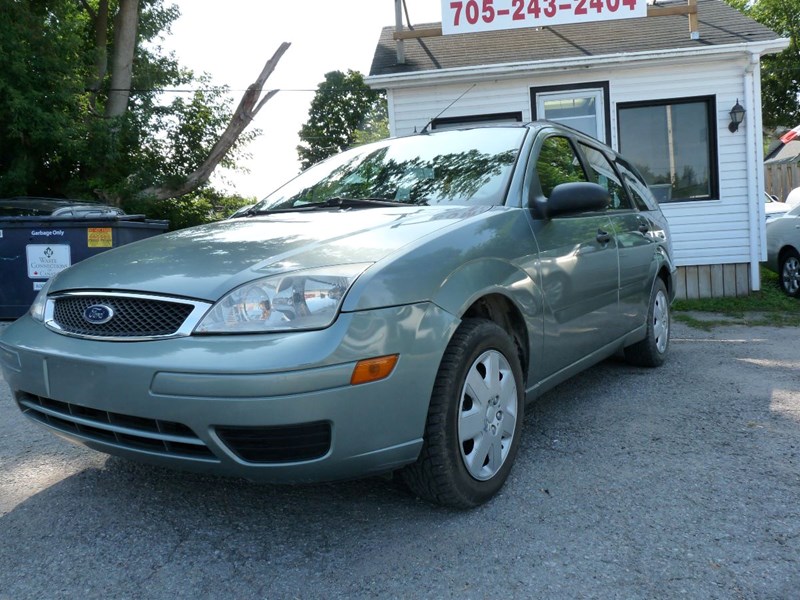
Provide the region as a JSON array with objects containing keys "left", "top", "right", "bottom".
[{"left": 765, "top": 161, "right": 800, "bottom": 201}]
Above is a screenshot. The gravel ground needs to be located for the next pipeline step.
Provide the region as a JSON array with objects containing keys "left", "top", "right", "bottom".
[{"left": 0, "top": 319, "right": 798, "bottom": 599}]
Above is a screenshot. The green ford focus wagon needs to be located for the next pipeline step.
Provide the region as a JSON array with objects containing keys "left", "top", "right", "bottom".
[{"left": 0, "top": 122, "right": 675, "bottom": 508}]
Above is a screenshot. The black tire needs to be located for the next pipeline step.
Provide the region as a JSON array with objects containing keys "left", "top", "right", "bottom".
[
  {"left": 401, "top": 319, "right": 524, "bottom": 508},
  {"left": 779, "top": 248, "right": 800, "bottom": 298},
  {"left": 624, "top": 278, "right": 670, "bottom": 368}
]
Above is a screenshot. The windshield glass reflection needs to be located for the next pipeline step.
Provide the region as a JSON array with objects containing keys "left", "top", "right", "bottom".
[{"left": 257, "top": 128, "right": 526, "bottom": 210}]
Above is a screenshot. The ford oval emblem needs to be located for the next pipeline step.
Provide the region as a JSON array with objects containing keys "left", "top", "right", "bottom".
[{"left": 83, "top": 304, "right": 114, "bottom": 325}]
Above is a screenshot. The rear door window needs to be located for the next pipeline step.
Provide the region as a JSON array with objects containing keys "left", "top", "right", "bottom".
[
  {"left": 615, "top": 158, "right": 659, "bottom": 211},
  {"left": 578, "top": 143, "right": 632, "bottom": 210}
]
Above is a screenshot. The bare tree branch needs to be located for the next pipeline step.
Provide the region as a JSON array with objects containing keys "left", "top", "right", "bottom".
[{"left": 139, "top": 42, "right": 291, "bottom": 201}]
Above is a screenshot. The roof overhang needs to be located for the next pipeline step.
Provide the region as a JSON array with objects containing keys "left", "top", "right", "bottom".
[{"left": 367, "top": 38, "right": 790, "bottom": 89}]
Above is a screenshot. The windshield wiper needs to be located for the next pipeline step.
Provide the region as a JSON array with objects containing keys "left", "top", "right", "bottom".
[
  {"left": 324, "top": 197, "right": 414, "bottom": 209},
  {"left": 252, "top": 197, "right": 422, "bottom": 214}
]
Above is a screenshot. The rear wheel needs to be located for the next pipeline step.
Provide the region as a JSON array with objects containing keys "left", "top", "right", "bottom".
[
  {"left": 779, "top": 249, "right": 800, "bottom": 298},
  {"left": 402, "top": 319, "right": 524, "bottom": 508},
  {"left": 624, "top": 278, "right": 670, "bottom": 367}
]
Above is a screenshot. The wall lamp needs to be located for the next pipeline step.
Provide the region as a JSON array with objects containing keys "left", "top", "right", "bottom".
[{"left": 728, "top": 99, "right": 746, "bottom": 133}]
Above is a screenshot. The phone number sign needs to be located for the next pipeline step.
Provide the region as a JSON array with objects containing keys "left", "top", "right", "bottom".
[{"left": 442, "top": 0, "right": 647, "bottom": 35}]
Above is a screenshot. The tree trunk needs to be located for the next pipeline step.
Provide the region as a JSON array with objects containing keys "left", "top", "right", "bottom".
[
  {"left": 105, "top": 0, "right": 139, "bottom": 118},
  {"left": 87, "top": 0, "right": 109, "bottom": 113},
  {"left": 139, "top": 42, "right": 291, "bottom": 201}
]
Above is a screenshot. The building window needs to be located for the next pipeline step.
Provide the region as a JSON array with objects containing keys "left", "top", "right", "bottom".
[
  {"left": 431, "top": 112, "right": 523, "bottom": 131},
  {"left": 617, "top": 96, "right": 718, "bottom": 203}
]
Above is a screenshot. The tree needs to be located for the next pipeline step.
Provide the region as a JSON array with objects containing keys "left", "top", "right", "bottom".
[
  {"left": 297, "top": 70, "right": 387, "bottom": 170},
  {"left": 1, "top": 0, "right": 88, "bottom": 196},
  {"left": 353, "top": 101, "right": 389, "bottom": 147},
  {"left": 0, "top": 0, "right": 287, "bottom": 207},
  {"left": 724, "top": 0, "right": 800, "bottom": 129}
]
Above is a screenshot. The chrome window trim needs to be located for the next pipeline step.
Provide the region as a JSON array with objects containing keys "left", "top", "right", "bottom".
[{"left": 43, "top": 291, "right": 212, "bottom": 341}]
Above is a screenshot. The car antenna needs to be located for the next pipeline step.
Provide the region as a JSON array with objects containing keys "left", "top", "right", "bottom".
[{"left": 419, "top": 84, "right": 477, "bottom": 134}]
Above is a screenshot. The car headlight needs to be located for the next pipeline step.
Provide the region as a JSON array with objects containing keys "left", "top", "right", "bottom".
[
  {"left": 29, "top": 279, "right": 54, "bottom": 322},
  {"left": 194, "top": 264, "right": 371, "bottom": 334}
]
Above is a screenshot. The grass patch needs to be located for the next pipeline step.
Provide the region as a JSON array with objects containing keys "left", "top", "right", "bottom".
[{"left": 673, "top": 268, "right": 800, "bottom": 329}]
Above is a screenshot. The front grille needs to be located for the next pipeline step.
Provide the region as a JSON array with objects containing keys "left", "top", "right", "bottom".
[
  {"left": 216, "top": 422, "right": 332, "bottom": 463},
  {"left": 17, "top": 393, "right": 217, "bottom": 461},
  {"left": 52, "top": 295, "right": 195, "bottom": 338}
]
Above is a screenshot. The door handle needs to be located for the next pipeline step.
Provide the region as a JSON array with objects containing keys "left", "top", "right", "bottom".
[{"left": 596, "top": 230, "right": 611, "bottom": 244}]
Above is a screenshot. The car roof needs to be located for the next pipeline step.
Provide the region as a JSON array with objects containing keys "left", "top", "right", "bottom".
[{"left": 0, "top": 196, "right": 122, "bottom": 217}]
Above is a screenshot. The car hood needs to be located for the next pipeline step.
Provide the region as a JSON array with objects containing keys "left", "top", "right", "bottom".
[{"left": 50, "top": 206, "right": 493, "bottom": 301}]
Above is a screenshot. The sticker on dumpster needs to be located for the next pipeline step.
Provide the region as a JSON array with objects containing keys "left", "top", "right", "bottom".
[
  {"left": 88, "top": 227, "right": 113, "bottom": 248},
  {"left": 33, "top": 281, "right": 46, "bottom": 291},
  {"left": 26, "top": 244, "right": 71, "bottom": 279}
]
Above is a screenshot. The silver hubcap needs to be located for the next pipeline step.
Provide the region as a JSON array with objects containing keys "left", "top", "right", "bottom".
[
  {"left": 458, "top": 349, "right": 518, "bottom": 481},
  {"left": 783, "top": 256, "right": 800, "bottom": 295},
  {"left": 653, "top": 289, "right": 669, "bottom": 354}
]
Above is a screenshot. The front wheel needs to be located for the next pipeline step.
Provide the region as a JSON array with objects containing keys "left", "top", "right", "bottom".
[
  {"left": 624, "top": 278, "right": 670, "bottom": 368},
  {"left": 779, "top": 249, "right": 800, "bottom": 298},
  {"left": 401, "top": 319, "right": 524, "bottom": 508}
]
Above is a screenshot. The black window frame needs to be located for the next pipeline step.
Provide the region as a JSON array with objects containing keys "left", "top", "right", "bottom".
[{"left": 616, "top": 95, "right": 719, "bottom": 203}]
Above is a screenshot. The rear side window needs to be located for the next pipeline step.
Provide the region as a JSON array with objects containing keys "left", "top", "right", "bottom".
[
  {"left": 616, "top": 158, "right": 658, "bottom": 211},
  {"left": 535, "top": 136, "right": 588, "bottom": 198},
  {"left": 579, "top": 143, "right": 632, "bottom": 210}
]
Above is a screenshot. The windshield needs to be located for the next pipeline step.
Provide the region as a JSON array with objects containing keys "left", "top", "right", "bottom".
[{"left": 255, "top": 128, "right": 527, "bottom": 212}]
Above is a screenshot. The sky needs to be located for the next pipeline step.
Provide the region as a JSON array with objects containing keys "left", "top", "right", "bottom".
[{"left": 166, "top": 0, "right": 444, "bottom": 199}]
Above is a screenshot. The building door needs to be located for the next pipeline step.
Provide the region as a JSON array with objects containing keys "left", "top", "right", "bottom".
[{"left": 531, "top": 83, "right": 610, "bottom": 143}]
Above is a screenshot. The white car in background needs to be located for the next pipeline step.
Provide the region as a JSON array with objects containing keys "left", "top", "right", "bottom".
[
  {"left": 765, "top": 192, "right": 790, "bottom": 222},
  {"left": 765, "top": 203, "right": 800, "bottom": 297},
  {"left": 786, "top": 187, "right": 800, "bottom": 208}
]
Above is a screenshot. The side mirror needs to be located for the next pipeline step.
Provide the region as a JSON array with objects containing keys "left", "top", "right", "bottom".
[{"left": 544, "top": 182, "right": 610, "bottom": 218}]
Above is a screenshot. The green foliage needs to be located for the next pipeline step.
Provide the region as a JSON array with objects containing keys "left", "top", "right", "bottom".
[
  {"left": 297, "top": 70, "right": 387, "bottom": 170},
  {"left": 0, "top": 0, "right": 89, "bottom": 195},
  {"left": 0, "top": 0, "right": 253, "bottom": 204},
  {"left": 352, "top": 101, "right": 389, "bottom": 147},
  {"left": 123, "top": 189, "right": 254, "bottom": 230},
  {"left": 724, "top": 0, "right": 800, "bottom": 128}
]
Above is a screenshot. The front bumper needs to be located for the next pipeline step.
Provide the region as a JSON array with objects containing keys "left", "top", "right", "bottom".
[{"left": 0, "top": 303, "right": 458, "bottom": 482}]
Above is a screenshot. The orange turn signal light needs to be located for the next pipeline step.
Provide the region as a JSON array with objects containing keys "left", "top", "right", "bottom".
[{"left": 350, "top": 354, "right": 399, "bottom": 386}]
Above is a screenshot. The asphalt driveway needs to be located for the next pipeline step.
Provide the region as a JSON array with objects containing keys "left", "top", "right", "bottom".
[{"left": 0, "top": 319, "right": 798, "bottom": 599}]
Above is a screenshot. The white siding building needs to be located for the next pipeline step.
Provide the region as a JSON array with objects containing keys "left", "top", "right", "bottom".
[{"left": 367, "top": 0, "right": 789, "bottom": 298}]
